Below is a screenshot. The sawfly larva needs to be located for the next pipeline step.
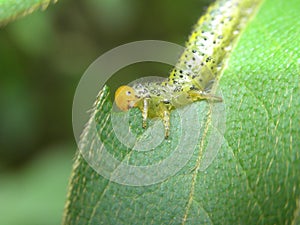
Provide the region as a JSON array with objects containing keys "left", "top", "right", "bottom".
[{"left": 115, "top": 0, "right": 262, "bottom": 138}]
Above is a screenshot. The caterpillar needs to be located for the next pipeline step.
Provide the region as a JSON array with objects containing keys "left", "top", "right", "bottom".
[{"left": 115, "top": 0, "right": 262, "bottom": 138}]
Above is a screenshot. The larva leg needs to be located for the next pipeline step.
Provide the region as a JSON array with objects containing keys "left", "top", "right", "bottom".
[
  {"left": 142, "top": 98, "right": 149, "bottom": 128},
  {"left": 163, "top": 110, "right": 170, "bottom": 138},
  {"left": 188, "top": 90, "right": 223, "bottom": 102},
  {"left": 158, "top": 101, "right": 171, "bottom": 138}
]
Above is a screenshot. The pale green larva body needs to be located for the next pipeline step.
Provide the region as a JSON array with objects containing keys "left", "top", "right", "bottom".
[{"left": 115, "top": 0, "right": 263, "bottom": 137}]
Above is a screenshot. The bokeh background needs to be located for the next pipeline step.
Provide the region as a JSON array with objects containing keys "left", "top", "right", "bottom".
[{"left": 0, "top": 0, "right": 212, "bottom": 224}]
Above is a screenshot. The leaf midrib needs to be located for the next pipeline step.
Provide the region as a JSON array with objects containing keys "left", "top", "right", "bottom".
[{"left": 180, "top": 2, "right": 266, "bottom": 224}]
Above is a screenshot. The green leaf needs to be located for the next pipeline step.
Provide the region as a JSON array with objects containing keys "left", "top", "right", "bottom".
[
  {"left": 0, "top": 0, "right": 56, "bottom": 26},
  {"left": 63, "top": 0, "right": 300, "bottom": 224}
]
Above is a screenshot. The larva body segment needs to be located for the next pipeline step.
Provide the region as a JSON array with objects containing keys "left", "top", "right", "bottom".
[{"left": 115, "top": 0, "right": 262, "bottom": 137}]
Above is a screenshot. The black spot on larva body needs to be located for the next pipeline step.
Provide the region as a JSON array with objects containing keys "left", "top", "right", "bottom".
[
  {"left": 213, "top": 40, "right": 216, "bottom": 44},
  {"left": 188, "top": 64, "right": 192, "bottom": 68},
  {"left": 201, "top": 62, "right": 204, "bottom": 66},
  {"left": 192, "top": 57, "right": 196, "bottom": 61},
  {"left": 192, "top": 75, "right": 196, "bottom": 79},
  {"left": 204, "top": 37, "right": 207, "bottom": 41},
  {"left": 192, "top": 49, "right": 197, "bottom": 53},
  {"left": 150, "top": 89, "right": 159, "bottom": 95},
  {"left": 199, "top": 78, "right": 203, "bottom": 82},
  {"left": 174, "top": 87, "right": 181, "bottom": 92},
  {"left": 180, "top": 70, "right": 183, "bottom": 73}
]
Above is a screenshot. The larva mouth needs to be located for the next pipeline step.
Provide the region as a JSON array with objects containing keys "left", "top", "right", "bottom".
[{"left": 128, "top": 100, "right": 136, "bottom": 109}]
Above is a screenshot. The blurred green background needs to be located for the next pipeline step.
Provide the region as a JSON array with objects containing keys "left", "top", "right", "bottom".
[{"left": 0, "top": 0, "right": 211, "bottom": 224}]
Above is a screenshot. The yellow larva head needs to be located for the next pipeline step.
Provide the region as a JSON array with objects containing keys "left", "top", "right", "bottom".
[{"left": 115, "top": 86, "right": 139, "bottom": 111}]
